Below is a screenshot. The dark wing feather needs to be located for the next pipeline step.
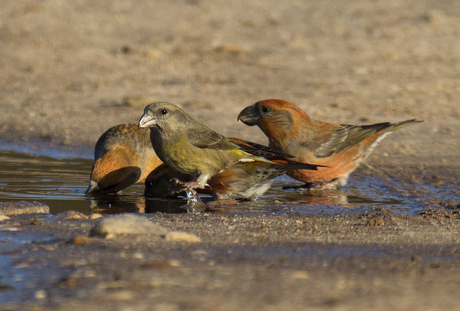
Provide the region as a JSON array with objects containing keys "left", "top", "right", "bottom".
[
  {"left": 229, "top": 137, "right": 295, "bottom": 159},
  {"left": 270, "top": 158, "right": 327, "bottom": 171}
]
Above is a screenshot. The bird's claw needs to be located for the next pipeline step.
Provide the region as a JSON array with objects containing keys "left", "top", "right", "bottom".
[
  {"left": 171, "top": 178, "right": 203, "bottom": 189},
  {"left": 171, "top": 178, "right": 184, "bottom": 185}
]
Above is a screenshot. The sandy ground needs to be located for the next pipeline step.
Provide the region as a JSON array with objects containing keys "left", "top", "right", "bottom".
[{"left": 1, "top": 0, "right": 460, "bottom": 310}]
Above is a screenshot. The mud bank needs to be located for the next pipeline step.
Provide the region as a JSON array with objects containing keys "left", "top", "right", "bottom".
[{"left": 1, "top": 200, "right": 460, "bottom": 310}]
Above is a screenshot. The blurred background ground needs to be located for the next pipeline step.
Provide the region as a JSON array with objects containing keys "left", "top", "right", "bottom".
[{"left": 1, "top": 0, "right": 459, "bottom": 169}]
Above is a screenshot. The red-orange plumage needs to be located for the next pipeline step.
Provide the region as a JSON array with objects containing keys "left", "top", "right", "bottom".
[
  {"left": 86, "top": 123, "right": 163, "bottom": 194},
  {"left": 238, "top": 99, "right": 422, "bottom": 189}
]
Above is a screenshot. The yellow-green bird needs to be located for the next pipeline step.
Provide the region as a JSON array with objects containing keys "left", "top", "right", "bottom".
[{"left": 138, "top": 102, "right": 321, "bottom": 195}]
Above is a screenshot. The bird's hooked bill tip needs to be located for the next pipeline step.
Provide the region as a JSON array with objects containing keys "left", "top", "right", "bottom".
[
  {"left": 138, "top": 115, "right": 157, "bottom": 128},
  {"left": 237, "top": 106, "right": 258, "bottom": 125},
  {"left": 237, "top": 114, "right": 258, "bottom": 126}
]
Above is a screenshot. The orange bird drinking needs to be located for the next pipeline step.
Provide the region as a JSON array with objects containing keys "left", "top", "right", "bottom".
[
  {"left": 238, "top": 99, "right": 422, "bottom": 189},
  {"left": 86, "top": 123, "right": 162, "bottom": 194}
]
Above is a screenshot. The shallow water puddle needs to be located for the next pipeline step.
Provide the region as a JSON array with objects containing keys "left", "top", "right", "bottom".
[
  {"left": 0, "top": 151, "right": 93, "bottom": 214},
  {"left": 0, "top": 231, "right": 64, "bottom": 303},
  {"left": 0, "top": 148, "right": 456, "bottom": 215}
]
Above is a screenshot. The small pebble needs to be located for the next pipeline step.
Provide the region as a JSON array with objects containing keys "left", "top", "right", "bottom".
[
  {"left": 168, "top": 260, "right": 181, "bottom": 267},
  {"left": 35, "top": 290, "right": 47, "bottom": 299},
  {"left": 105, "top": 289, "right": 134, "bottom": 301},
  {"left": 54, "top": 211, "right": 88, "bottom": 220},
  {"left": 66, "top": 211, "right": 88, "bottom": 220},
  {"left": 165, "top": 231, "right": 201, "bottom": 243},
  {"left": 0, "top": 227, "right": 19, "bottom": 232},
  {"left": 89, "top": 213, "right": 103, "bottom": 220},
  {"left": 71, "top": 236, "right": 90, "bottom": 244},
  {"left": 90, "top": 214, "right": 168, "bottom": 238},
  {"left": 291, "top": 270, "right": 310, "bottom": 280},
  {"left": 367, "top": 217, "right": 385, "bottom": 227}
]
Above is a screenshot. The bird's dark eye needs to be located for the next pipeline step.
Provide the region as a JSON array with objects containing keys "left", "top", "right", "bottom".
[
  {"left": 261, "top": 106, "right": 270, "bottom": 113},
  {"left": 161, "top": 109, "right": 168, "bottom": 115}
]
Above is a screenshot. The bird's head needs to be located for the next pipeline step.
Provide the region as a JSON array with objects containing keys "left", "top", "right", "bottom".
[
  {"left": 238, "top": 99, "right": 306, "bottom": 131},
  {"left": 139, "top": 102, "right": 187, "bottom": 130},
  {"left": 237, "top": 99, "right": 313, "bottom": 149}
]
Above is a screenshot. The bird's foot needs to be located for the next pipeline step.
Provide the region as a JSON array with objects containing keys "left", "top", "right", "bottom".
[
  {"left": 172, "top": 178, "right": 204, "bottom": 189},
  {"left": 313, "top": 178, "right": 345, "bottom": 190}
]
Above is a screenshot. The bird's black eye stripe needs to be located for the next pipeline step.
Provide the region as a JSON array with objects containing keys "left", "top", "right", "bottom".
[{"left": 161, "top": 109, "right": 168, "bottom": 115}]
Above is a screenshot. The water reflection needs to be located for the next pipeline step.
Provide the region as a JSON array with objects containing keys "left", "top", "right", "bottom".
[
  {"left": 276, "top": 189, "right": 350, "bottom": 205},
  {"left": 87, "top": 193, "right": 187, "bottom": 214},
  {"left": 268, "top": 186, "right": 404, "bottom": 206},
  {"left": 0, "top": 150, "right": 403, "bottom": 215},
  {"left": 0, "top": 149, "right": 454, "bottom": 216}
]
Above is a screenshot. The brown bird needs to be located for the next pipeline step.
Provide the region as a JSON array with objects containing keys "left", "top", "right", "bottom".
[
  {"left": 86, "top": 123, "right": 162, "bottom": 194},
  {"left": 238, "top": 99, "right": 422, "bottom": 189},
  {"left": 138, "top": 101, "right": 322, "bottom": 195}
]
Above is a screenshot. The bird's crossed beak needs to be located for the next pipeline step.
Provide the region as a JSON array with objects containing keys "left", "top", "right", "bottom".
[
  {"left": 138, "top": 113, "right": 157, "bottom": 128},
  {"left": 237, "top": 104, "right": 258, "bottom": 126}
]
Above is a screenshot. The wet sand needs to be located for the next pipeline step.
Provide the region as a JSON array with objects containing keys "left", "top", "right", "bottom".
[
  {"left": 1, "top": 0, "right": 460, "bottom": 310},
  {"left": 1, "top": 193, "right": 460, "bottom": 311}
]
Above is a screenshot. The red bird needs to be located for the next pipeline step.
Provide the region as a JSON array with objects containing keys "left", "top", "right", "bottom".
[
  {"left": 238, "top": 99, "right": 422, "bottom": 189},
  {"left": 86, "top": 123, "right": 162, "bottom": 194},
  {"left": 145, "top": 138, "right": 323, "bottom": 200}
]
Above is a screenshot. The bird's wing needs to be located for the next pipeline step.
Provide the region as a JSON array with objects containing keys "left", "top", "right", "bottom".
[
  {"left": 187, "top": 126, "right": 239, "bottom": 150},
  {"left": 313, "top": 123, "right": 391, "bottom": 158}
]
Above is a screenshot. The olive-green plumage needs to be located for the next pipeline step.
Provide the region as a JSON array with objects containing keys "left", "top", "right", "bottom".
[{"left": 138, "top": 102, "right": 290, "bottom": 190}]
